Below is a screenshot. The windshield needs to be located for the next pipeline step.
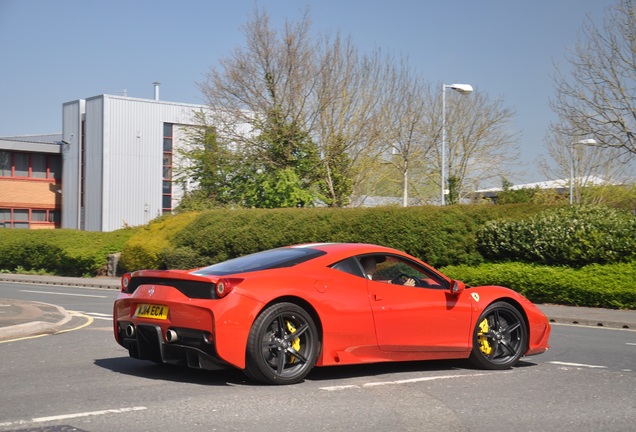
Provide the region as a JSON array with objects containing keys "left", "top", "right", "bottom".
[{"left": 192, "top": 247, "right": 326, "bottom": 276}]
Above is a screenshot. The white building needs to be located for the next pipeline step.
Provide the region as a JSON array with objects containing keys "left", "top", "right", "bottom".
[{"left": 62, "top": 93, "right": 209, "bottom": 231}]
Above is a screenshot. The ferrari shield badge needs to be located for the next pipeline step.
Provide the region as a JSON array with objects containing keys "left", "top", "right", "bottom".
[{"left": 471, "top": 292, "right": 480, "bottom": 302}]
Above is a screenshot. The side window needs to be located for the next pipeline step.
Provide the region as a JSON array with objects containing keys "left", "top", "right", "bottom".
[
  {"left": 375, "top": 259, "right": 420, "bottom": 281},
  {"left": 330, "top": 257, "right": 365, "bottom": 278},
  {"left": 361, "top": 254, "right": 445, "bottom": 288}
]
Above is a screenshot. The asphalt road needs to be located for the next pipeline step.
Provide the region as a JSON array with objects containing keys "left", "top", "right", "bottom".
[{"left": 0, "top": 283, "right": 635, "bottom": 432}]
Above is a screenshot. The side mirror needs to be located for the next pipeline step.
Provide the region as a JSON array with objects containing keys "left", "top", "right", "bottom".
[{"left": 450, "top": 280, "right": 465, "bottom": 295}]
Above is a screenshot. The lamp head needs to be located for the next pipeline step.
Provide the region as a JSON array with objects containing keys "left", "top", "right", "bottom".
[
  {"left": 448, "top": 83, "right": 473, "bottom": 94},
  {"left": 576, "top": 138, "right": 597, "bottom": 145}
]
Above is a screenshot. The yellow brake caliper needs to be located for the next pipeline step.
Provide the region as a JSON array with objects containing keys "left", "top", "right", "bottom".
[
  {"left": 286, "top": 321, "right": 301, "bottom": 363},
  {"left": 477, "top": 318, "right": 493, "bottom": 356}
]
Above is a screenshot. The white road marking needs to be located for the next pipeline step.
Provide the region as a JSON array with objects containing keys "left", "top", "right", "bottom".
[
  {"left": 626, "top": 343, "right": 636, "bottom": 346},
  {"left": 77, "top": 311, "right": 113, "bottom": 321},
  {"left": 20, "top": 289, "right": 107, "bottom": 298},
  {"left": 86, "top": 316, "right": 112, "bottom": 321},
  {"left": 551, "top": 322, "right": 636, "bottom": 332},
  {"left": 320, "top": 372, "right": 491, "bottom": 391},
  {"left": 0, "top": 406, "right": 147, "bottom": 428},
  {"left": 548, "top": 361, "right": 607, "bottom": 369}
]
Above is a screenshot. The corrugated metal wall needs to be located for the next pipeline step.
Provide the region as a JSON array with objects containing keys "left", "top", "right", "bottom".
[
  {"left": 61, "top": 99, "right": 85, "bottom": 229},
  {"left": 63, "top": 95, "right": 207, "bottom": 231},
  {"left": 84, "top": 96, "right": 105, "bottom": 231}
]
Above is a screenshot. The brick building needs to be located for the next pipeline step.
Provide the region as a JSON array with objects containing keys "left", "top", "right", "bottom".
[{"left": 0, "top": 135, "right": 62, "bottom": 229}]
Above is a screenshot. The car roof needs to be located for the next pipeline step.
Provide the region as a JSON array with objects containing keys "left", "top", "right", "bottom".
[{"left": 285, "top": 243, "right": 405, "bottom": 261}]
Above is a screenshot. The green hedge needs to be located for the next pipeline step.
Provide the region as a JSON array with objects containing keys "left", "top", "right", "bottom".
[
  {"left": 477, "top": 206, "right": 636, "bottom": 266},
  {"left": 118, "top": 212, "right": 200, "bottom": 272},
  {"left": 0, "top": 228, "right": 136, "bottom": 276},
  {"left": 441, "top": 261, "right": 636, "bottom": 309},
  {"left": 164, "top": 204, "right": 549, "bottom": 270}
]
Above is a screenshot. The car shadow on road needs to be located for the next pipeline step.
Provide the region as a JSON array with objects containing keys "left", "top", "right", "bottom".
[
  {"left": 94, "top": 357, "right": 248, "bottom": 386},
  {"left": 304, "top": 358, "right": 539, "bottom": 382},
  {"left": 94, "top": 356, "right": 540, "bottom": 386}
]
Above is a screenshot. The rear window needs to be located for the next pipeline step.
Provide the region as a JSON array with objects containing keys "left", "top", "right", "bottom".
[{"left": 192, "top": 247, "right": 326, "bottom": 276}]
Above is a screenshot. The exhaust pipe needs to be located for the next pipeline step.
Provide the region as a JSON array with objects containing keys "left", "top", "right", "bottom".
[
  {"left": 125, "top": 324, "right": 135, "bottom": 338},
  {"left": 166, "top": 329, "right": 178, "bottom": 343}
]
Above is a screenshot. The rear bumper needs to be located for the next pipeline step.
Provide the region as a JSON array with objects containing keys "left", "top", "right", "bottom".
[
  {"left": 113, "top": 288, "right": 263, "bottom": 370},
  {"left": 115, "top": 321, "right": 230, "bottom": 370}
]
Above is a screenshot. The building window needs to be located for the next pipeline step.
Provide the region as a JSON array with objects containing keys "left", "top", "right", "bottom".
[
  {"left": 0, "top": 152, "right": 10, "bottom": 176},
  {"left": 49, "top": 155, "right": 61, "bottom": 179},
  {"left": 0, "top": 208, "right": 60, "bottom": 228},
  {"left": 0, "top": 151, "right": 60, "bottom": 180},
  {"left": 31, "top": 154, "right": 47, "bottom": 178},
  {"left": 0, "top": 208, "right": 9, "bottom": 228},
  {"left": 162, "top": 123, "right": 173, "bottom": 214},
  {"left": 32, "top": 210, "right": 47, "bottom": 221},
  {"left": 14, "top": 153, "right": 28, "bottom": 177}
]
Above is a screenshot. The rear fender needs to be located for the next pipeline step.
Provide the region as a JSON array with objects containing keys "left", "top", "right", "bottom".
[{"left": 213, "top": 293, "right": 264, "bottom": 369}]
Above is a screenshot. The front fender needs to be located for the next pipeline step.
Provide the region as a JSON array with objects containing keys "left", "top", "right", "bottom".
[{"left": 467, "top": 286, "right": 551, "bottom": 355}]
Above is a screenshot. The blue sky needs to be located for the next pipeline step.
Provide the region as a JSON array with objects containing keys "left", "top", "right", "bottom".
[{"left": 0, "top": 0, "right": 615, "bottom": 183}]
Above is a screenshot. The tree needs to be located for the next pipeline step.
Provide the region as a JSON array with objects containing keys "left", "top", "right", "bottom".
[
  {"left": 310, "top": 38, "right": 402, "bottom": 206},
  {"left": 197, "top": 8, "right": 413, "bottom": 207},
  {"left": 432, "top": 88, "right": 520, "bottom": 204},
  {"left": 198, "top": 7, "right": 321, "bottom": 208},
  {"left": 550, "top": 0, "right": 636, "bottom": 159},
  {"left": 380, "top": 63, "right": 435, "bottom": 206},
  {"left": 195, "top": 7, "right": 520, "bottom": 208},
  {"left": 540, "top": 125, "right": 631, "bottom": 205},
  {"left": 173, "top": 111, "right": 238, "bottom": 209},
  {"left": 495, "top": 178, "right": 538, "bottom": 204}
]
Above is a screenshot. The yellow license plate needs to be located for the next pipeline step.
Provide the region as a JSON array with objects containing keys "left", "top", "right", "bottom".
[{"left": 134, "top": 304, "right": 169, "bottom": 320}]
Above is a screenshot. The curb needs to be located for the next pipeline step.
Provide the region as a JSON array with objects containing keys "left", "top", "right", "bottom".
[
  {"left": 0, "top": 274, "right": 120, "bottom": 290},
  {"left": 0, "top": 301, "right": 72, "bottom": 340},
  {"left": 537, "top": 304, "right": 635, "bottom": 330}
]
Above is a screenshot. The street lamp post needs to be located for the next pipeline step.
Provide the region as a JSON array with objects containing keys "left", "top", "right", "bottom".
[
  {"left": 569, "top": 138, "right": 597, "bottom": 205},
  {"left": 441, "top": 83, "right": 473, "bottom": 205}
]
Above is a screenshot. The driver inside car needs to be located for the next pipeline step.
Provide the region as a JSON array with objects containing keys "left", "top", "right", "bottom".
[{"left": 361, "top": 256, "right": 416, "bottom": 286}]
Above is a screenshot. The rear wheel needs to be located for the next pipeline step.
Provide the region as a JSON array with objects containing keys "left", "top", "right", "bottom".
[
  {"left": 245, "top": 302, "right": 319, "bottom": 385},
  {"left": 469, "top": 302, "right": 527, "bottom": 370}
]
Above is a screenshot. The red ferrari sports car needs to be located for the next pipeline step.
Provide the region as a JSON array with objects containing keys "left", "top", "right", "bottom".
[{"left": 113, "top": 243, "right": 550, "bottom": 385}]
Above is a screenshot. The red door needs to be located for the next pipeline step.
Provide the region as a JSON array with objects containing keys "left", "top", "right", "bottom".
[{"left": 368, "top": 280, "right": 473, "bottom": 352}]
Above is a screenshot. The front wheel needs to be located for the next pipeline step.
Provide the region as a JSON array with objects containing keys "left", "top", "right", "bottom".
[
  {"left": 469, "top": 301, "right": 527, "bottom": 370},
  {"left": 245, "top": 302, "right": 319, "bottom": 385}
]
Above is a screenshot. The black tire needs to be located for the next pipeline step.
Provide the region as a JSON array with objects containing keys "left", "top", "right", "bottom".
[
  {"left": 245, "top": 302, "right": 319, "bottom": 385},
  {"left": 469, "top": 301, "right": 527, "bottom": 370}
]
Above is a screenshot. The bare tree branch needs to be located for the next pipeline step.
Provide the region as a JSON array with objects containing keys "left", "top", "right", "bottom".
[{"left": 551, "top": 0, "right": 636, "bottom": 157}]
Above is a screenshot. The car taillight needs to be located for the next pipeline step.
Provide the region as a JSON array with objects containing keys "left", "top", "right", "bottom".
[
  {"left": 216, "top": 278, "right": 243, "bottom": 298},
  {"left": 121, "top": 273, "right": 132, "bottom": 293}
]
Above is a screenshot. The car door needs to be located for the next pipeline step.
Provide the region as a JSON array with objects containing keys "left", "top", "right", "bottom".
[{"left": 364, "top": 255, "right": 473, "bottom": 352}]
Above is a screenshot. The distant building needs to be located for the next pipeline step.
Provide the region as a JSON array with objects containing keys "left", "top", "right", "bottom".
[
  {"left": 61, "top": 94, "right": 209, "bottom": 231},
  {"left": 473, "top": 177, "right": 611, "bottom": 203},
  {"left": 1, "top": 91, "right": 231, "bottom": 232},
  {"left": 0, "top": 134, "right": 62, "bottom": 228}
]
